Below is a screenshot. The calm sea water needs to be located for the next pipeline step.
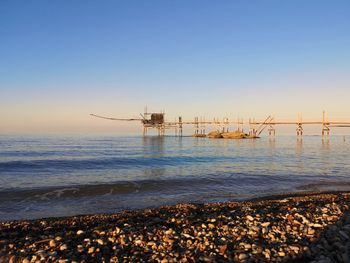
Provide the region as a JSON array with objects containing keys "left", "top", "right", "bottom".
[{"left": 1, "top": 135, "right": 350, "bottom": 221}]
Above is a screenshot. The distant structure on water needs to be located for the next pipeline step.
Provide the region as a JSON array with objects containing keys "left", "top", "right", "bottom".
[
  {"left": 91, "top": 109, "right": 350, "bottom": 138},
  {"left": 91, "top": 107, "right": 255, "bottom": 138}
]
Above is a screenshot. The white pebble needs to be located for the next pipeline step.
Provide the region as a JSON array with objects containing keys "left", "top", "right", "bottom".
[
  {"left": 60, "top": 244, "right": 67, "bottom": 251},
  {"left": 76, "top": 230, "right": 85, "bottom": 235}
]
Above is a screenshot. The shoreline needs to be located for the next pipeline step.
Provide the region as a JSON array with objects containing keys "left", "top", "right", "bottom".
[
  {"left": 3, "top": 190, "right": 350, "bottom": 223},
  {"left": 2, "top": 192, "right": 350, "bottom": 262}
]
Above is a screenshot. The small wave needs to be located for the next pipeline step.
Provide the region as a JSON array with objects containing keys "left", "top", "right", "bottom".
[
  {"left": 0, "top": 173, "right": 267, "bottom": 203},
  {"left": 37, "top": 188, "right": 80, "bottom": 200},
  {"left": 0, "top": 155, "right": 248, "bottom": 172},
  {"left": 297, "top": 181, "right": 350, "bottom": 192}
]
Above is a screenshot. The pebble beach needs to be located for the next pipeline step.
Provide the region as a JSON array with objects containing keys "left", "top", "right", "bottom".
[{"left": 2, "top": 192, "right": 350, "bottom": 262}]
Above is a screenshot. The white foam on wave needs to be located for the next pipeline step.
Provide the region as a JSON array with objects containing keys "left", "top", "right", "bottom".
[{"left": 36, "top": 188, "right": 80, "bottom": 201}]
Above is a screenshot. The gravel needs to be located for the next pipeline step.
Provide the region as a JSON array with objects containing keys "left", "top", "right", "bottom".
[{"left": 1, "top": 192, "right": 350, "bottom": 262}]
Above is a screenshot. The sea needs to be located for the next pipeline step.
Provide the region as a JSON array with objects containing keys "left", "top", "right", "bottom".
[{"left": 1, "top": 134, "right": 350, "bottom": 221}]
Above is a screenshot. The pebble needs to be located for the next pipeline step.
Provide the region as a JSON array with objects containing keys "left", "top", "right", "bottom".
[
  {"left": 219, "top": 244, "right": 227, "bottom": 254},
  {"left": 115, "top": 227, "right": 121, "bottom": 234},
  {"left": 308, "top": 228, "right": 315, "bottom": 235},
  {"left": 134, "top": 239, "right": 142, "bottom": 245},
  {"left": 208, "top": 223, "right": 215, "bottom": 229},
  {"left": 96, "top": 239, "right": 104, "bottom": 245},
  {"left": 182, "top": 233, "right": 193, "bottom": 239},
  {"left": 9, "top": 256, "right": 16, "bottom": 263},
  {"left": 49, "top": 239, "right": 56, "bottom": 247},
  {"left": 238, "top": 253, "right": 247, "bottom": 260},
  {"left": 246, "top": 215, "right": 254, "bottom": 221},
  {"left": 289, "top": 245, "right": 299, "bottom": 252},
  {"left": 244, "top": 243, "right": 251, "bottom": 249},
  {"left": 59, "top": 244, "right": 67, "bottom": 251},
  {"left": 263, "top": 251, "right": 271, "bottom": 260},
  {"left": 165, "top": 229, "right": 173, "bottom": 235},
  {"left": 77, "top": 244, "right": 84, "bottom": 253},
  {"left": 76, "top": 230, "right": 84, "bottom": 235},
  {"left": 1, "top": 193, "right": 350, "bottom": 263},
  {"left": 55, "top": 236, "right": 63, "bottom": 241},
  {"left": 278, "top": 251, "right": 285, "bottom": 257}
]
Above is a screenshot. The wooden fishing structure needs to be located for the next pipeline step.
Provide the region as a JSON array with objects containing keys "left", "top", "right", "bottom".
[
  {"left": 91, "top": 107, "right": 245, "bottom": 137},
  {"left": 249, "top": 111, "right": 350, "bottom": 137},
  {"left": 91, "top": 109, "right": 350, "bottom": 137}
]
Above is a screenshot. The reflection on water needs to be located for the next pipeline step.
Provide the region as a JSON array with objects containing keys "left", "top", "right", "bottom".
[
  {"left": 0, "top": 135, "right": 350, "bottom": 220},
  {"left": 322, "top": 137, "right": 330, "bottom": 147},
  {"left": 142, "top": 136, "right": 166, "bottom": 178},
  {"left": 296, "top": 137, "right": 303, "bottom": 148},
  {"left": 295, "top": 138, "right": 304, "bottom": 169},
  {"left": 142, "top": 136, "right": 165, "bottom": 155}
]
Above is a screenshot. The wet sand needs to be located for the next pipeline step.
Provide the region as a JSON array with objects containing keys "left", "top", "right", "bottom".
[{"left": 1, "top": 192, "right": 350, "bottom": 262}]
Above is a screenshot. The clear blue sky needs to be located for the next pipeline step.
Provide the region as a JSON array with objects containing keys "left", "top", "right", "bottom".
[{"left": 1, "top": 1, "right": 350, "bottom": 134}]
